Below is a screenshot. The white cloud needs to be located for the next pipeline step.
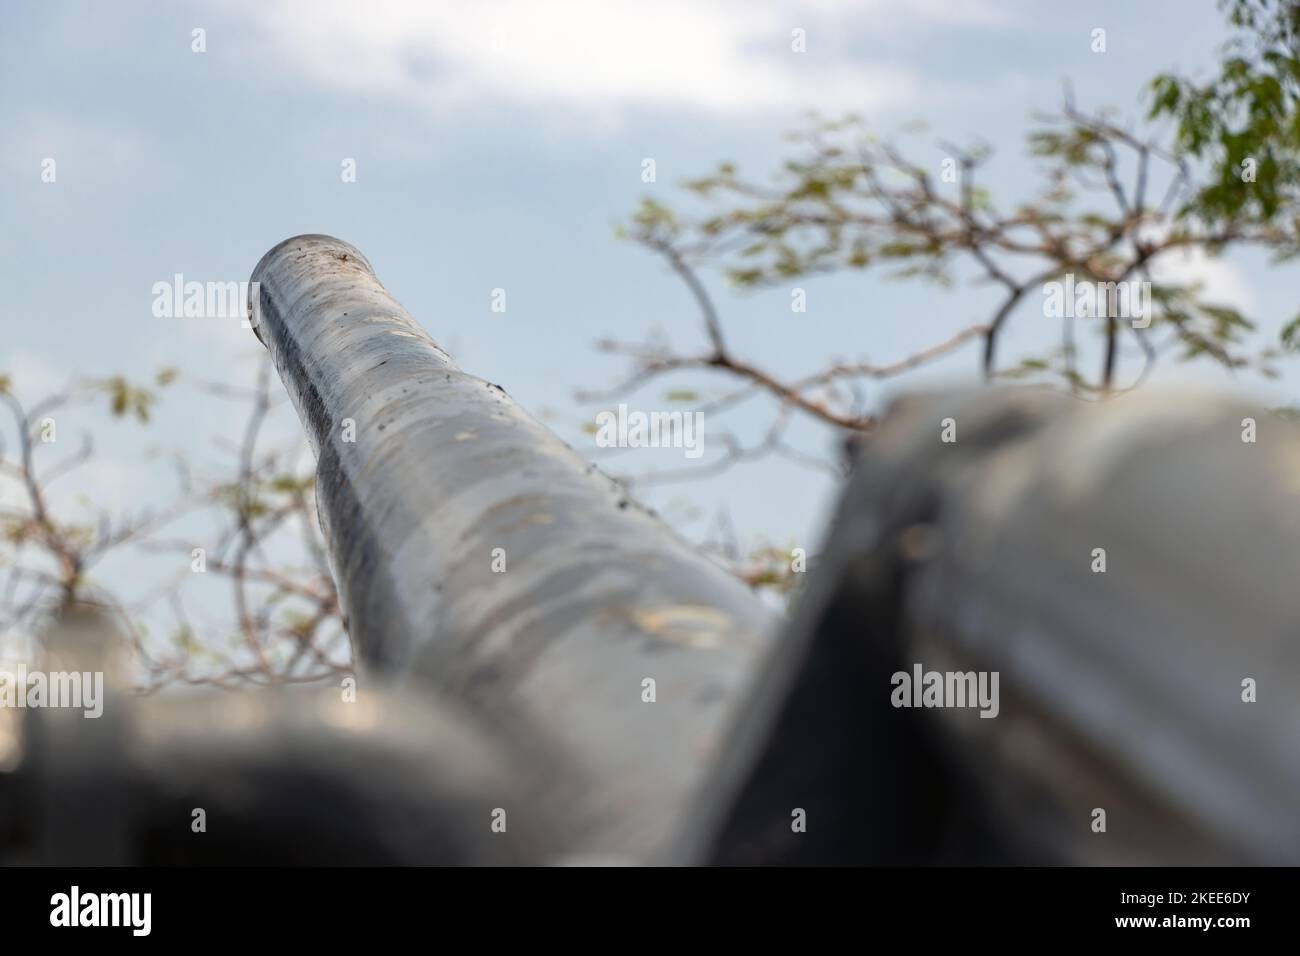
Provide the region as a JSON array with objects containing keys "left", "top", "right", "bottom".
[
  {"left": 228, "top": 0, "right": 1008, "bottom": 120},
  {"left": 1149, "top": 246, "right": 1257, "bottom": 315}
]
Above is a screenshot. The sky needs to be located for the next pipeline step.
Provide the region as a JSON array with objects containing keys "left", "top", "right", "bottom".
[{"left": 0, "top": 0, "right": 1293, "bottom": 631}]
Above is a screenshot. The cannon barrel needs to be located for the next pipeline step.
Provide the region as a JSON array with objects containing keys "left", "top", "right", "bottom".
[{"left": 247, "top": 235, "right": 776, "bottom": 863}]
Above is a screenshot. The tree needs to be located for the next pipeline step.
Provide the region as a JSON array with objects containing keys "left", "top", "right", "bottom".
[
  {"left": 584, "top": 0, "right": 1300, "bottom": 593},
  {"left": 1150, "top": 0, "right": 1300, "bottom": 243},
  {"left": 0, "top": 365, "right": 348, "bottom": 691},
  {"left": 1149, "top": 0, "right": 1300, "bottom": 344}
]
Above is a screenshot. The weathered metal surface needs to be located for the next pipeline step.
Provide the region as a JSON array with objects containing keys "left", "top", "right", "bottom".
[
  {"left": 248, "top": 235, "right": 776, "bottom": 863},
  {"left": 707, "top": 387, "right": 1300, "bottom": 865}
]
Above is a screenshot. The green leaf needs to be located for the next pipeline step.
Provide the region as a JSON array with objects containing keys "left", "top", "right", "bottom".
[{"left": 1280, "top": 313, "right": 1300, "bottom": 351}]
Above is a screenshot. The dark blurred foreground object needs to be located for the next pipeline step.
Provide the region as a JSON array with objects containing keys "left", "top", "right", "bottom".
[
  {"left": 2, "top": 237, "right": 1296, "bottom": 864},
  {"left": 2, "top": 610, "right": 546, "bottom": 865},
  {"left": 712, "top": 388, "right": 1300, "bottom": 865}
]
